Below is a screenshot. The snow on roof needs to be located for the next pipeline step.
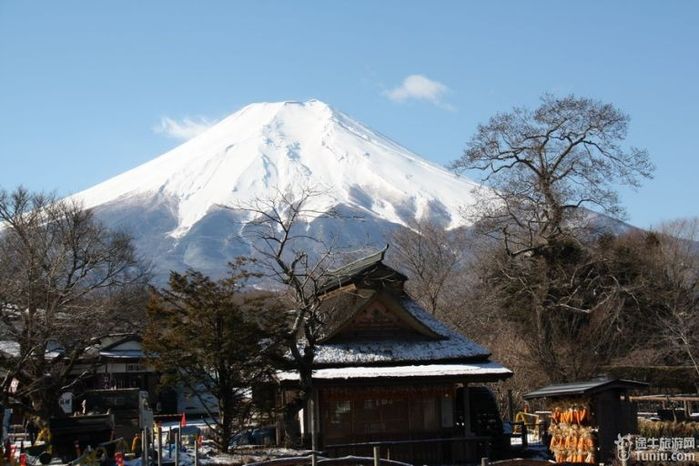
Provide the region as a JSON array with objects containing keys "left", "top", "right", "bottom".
[
  {"left": 277, "top": 362, "right": 512, "bottom": 381},
  {"left": 0, "top": 341, "right": 19, "bottom": 357},
  {"left": 400, "top": 297, "right": 481, "bottom": 345},
  {"left": 99, "top": 350, "right": 143, "bottom": 359},
  {"left": 317, "top": 289, "right": 442, "bottom": 343},
  {"left": 0, "top": 340, "right": 63, "bottom": 359},
  {"left": 524, "top": 378, "right": 649, "bottom": 399},
  {"left": 312, "top": 296, "right": 490, "bottom": 365}
]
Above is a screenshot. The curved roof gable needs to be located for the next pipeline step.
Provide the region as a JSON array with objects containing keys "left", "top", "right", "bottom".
[
  {"left": 319, "top": 246, "right": 407, "bottom": 294},
  {"left": 318, "top": 289, "right": 443, "bottom": 343}
]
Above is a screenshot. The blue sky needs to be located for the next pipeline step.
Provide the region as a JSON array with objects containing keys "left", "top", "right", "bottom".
[{"left": 1, "top": 1, "right": 697, "bottom": 228}]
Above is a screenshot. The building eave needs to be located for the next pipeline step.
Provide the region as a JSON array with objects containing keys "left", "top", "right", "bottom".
[{"left": 276, "top": 361, "right": 513, "bottom": 386}]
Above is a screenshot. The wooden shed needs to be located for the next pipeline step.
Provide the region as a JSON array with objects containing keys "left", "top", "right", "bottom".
[{"left": 524, "top": 378, "right": 648, "bottom": 464}]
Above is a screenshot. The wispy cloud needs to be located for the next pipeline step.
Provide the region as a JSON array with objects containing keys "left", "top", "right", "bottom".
[
  {"left": 153, "top": 116, "right": 217, "bottom": 140},
  {"left": 385, "top": 74, "right": 453, "bottom": 110}
]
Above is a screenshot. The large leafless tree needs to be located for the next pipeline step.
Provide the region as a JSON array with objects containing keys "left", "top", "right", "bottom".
[
  {"left": 232, "top": 187, "right": 349, "bottom": 447},
  {"left": 650, "top": 218, "right": 699, "bottom": 381},
  {"left": 450, "top": 95, "right": 655, "bottom": 382},
  {"left": 452, "top": 94, "right": 654, "bottom": 256},
  {"left": 0, "top": 187, "right": 147, "bottom": 420}
]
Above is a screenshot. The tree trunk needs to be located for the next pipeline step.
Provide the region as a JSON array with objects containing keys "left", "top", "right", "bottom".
[
  {"left": 218, "top": 394, "right": 233, "bottom": 454},
  {"left": 31, "top": 388, "right": 63, "bottom": 422}
]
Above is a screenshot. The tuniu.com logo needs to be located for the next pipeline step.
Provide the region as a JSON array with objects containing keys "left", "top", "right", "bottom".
[{"left": 615, "top": 433, "right": 697, "bottom": 463}]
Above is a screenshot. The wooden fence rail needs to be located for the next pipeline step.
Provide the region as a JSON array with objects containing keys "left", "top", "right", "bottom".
[
  {"left": 248, "top": 453, "right": 413, "bottom": 466},
  {"left": 324, "top": 435, "right": 491, "bottom": 465}
]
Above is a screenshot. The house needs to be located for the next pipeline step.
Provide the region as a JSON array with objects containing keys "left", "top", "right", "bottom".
[
  {"left": 78, "top": 334, "right": 157, "bottom": 392},
  {"left": 276, "top": 248, "right": 513, "bottom": 464},
  {"left": 76, "top": 334, "right": 217, "bottom": 416}
]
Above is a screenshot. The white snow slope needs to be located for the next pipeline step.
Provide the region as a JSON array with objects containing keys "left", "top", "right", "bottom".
[{"left": 70, "top": 100, "right": 482, "bottom": 280}]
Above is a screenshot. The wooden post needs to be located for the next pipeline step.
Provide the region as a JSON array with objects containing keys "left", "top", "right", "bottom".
[
  {"left": 480, "top": 457, "right": 489, "bottom": 466},
  {"left": 373, "top": 446, "right": 380, "bottom": 466},
  {"left": 175, "top": 432, "right": 180, "bottom": 466},
  {"left": 277, "top": 390, "right": 285, "bottom": 446},
  {"left": 462, "top": 384, "right": 472, "bottom": 435},
  {"left": 507, "top": 389, "right": 514, "bottom": 421},
  {"left": 310, "top": 391, "right": 317, "bottom": 452},
  {"left": 311, "top": 451, "right": 317, "bottom": 466},
  {"left": 194, "top": 435, "right": 199, "bottom": 466},
  {"left": 142, "top": 430, "right": 149, "bottom": 466},
  {"left": 157, "top": 426, "right": 162, "bottom": 466}
]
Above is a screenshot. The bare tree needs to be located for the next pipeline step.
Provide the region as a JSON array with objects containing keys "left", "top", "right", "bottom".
[
  {"left": 231, "top": 187, "right": 347, "bottom": 447},
  {"left": 389, "top": 220, "right": 467, "bottom": 315},
  {"left": 651, "top": 218, "right": 699, "bottom": 381},
  {"left": 449, "top": 95, "right": 655, "bottom": 383},
  {"left": 452, "top": 94, "right": 653, "bottom": 256},
  {"left": 0, "top": 187, "right": 147, "bottom": 421}
]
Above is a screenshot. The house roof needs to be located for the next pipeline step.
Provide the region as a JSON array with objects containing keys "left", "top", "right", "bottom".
[
  {"left": 319, "top": 246, "right": 407, "bottom": 293},
  {"left": 317, "top": 288, "right": 443, "bottom": 343},
  {"left": 281, "top": 249, "right": 508, "bottom": 386},
  {"left": 311, "top": 295, "right": 491, "bottom": 366},
  {"left": 0, "top": 340, "right": 63, "bottom": 359},
  {"left": 83, "top": 333, "right": 143, "bottom": 360},
  {"left": 523, "top": 378, "right": 649, "bottom": 399},
  {"left": 277, "top": 361, "right": 512, "bottom": 383},
  {"left": 0, "top": 341, "right": 19, "bottom": 357}
]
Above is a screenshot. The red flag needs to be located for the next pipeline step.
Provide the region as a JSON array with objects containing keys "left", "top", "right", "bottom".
[{"left": 180, "top": 412, "right": 186, "bottom": 428}]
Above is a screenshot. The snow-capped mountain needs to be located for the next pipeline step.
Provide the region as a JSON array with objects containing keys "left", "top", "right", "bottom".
[{"left": 71, "top": 100, "right": 481, "bottom": 280}]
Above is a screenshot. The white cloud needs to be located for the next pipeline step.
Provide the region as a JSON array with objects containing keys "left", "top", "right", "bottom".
[
  {"left": 153, "top": 116, "right": 216, "bottom": 140},
  {"left": 385, "top": 74, "right": 453, "bottom": 109}
]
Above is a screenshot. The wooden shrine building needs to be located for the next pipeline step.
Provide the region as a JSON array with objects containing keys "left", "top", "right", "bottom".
[{"left": 276, "top": 248, "right": 513, "bottom": 464}]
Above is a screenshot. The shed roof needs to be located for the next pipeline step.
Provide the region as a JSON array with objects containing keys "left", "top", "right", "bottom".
[{"left": 523, "top": 378, "right": 649, "bottom": 399}]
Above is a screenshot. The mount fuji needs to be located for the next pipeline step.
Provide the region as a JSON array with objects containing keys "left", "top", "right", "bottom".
[{"left": 71, "top": 100, "right": 483, "bottom": 280}]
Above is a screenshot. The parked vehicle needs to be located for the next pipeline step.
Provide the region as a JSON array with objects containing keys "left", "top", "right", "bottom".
[{"left": 230, "top": 425, "right": 276, "bottom": 448}]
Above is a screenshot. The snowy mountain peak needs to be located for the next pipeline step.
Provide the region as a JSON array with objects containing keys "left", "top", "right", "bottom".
[{"left": 72, "top": 99, "right": 480, "bottom": 241}]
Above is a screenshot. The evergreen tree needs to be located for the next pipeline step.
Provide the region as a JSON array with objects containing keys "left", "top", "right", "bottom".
[{"left": 144, "top": 260, "right": 281, "bottom": 452}]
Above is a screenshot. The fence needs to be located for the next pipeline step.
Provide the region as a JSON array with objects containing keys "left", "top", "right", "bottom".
[
  {"left": 324, "top": 436, "right": 491, "bottom": 465},
  {"left": 248, "top": 453, "right": 413, "bottom": 466}
]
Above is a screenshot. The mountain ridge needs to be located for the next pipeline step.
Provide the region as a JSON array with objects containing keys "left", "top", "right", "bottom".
[
  {"left": 71, "top": 100, "right": 479, "bottom": 240},
  {"left": 66, "top": 99, "right": 496, "bottom": 280}
]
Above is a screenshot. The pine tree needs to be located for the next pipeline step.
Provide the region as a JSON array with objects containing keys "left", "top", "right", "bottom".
[{"left": 144, "top": 260, "right": 281, "bottom": 452}]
